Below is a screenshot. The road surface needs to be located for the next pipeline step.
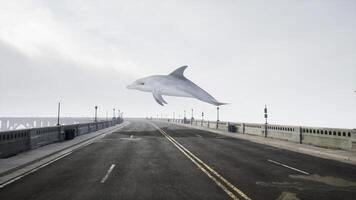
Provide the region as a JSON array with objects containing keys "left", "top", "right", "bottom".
[{"left": 0, "top": 119, "right": 355, "bottom": 200}]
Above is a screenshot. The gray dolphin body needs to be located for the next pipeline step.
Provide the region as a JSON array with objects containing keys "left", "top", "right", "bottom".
[{"left": 127, "top": 66, "right": 226, "bottom": 106}]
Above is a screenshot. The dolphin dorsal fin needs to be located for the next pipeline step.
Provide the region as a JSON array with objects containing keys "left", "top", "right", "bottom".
[{"left": 169, "top": 66, "right": 188, "bottom": 79}]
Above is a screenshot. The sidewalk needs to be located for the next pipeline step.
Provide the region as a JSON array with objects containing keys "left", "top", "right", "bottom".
[
  {"left": 0, "top": 121, "right": 130, "bottom": 182},
  {"left": 173, "top": 122, "right": 356, "bottom": 166}
]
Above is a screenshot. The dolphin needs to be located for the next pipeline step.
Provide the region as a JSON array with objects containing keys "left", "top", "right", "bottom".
[{"left": 127, "top": 66, "right": 226, "bottom": 106}]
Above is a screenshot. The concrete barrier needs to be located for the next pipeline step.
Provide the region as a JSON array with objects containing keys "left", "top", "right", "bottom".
[
  {"left": 267, "top": 124, "right": 301, "bottom": 143},
  {"left": 352, "top": 129, "right": 356, "bottom": 151},
  {"left": 301, "top": 126, "right": 352, "bottom": 151},
  {"left": 0, "top": 118, "right": 123, "bottom": 158},
  {"left": 163, "top": 118, "right": 355, "bottom": 152},
  {"left": 217, "top": 121, "right": 228, "bottom": 131},
  {"left": 244, "top": 123, "right": 264, "bottom": 137},
  {"left": 0, "top": 130, "right": 30, "bottom": 158}
]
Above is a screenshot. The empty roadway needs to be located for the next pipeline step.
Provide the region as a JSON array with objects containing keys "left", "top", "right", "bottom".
[{"left": 0, "top": 119, "right": 355, "bottom": 200}]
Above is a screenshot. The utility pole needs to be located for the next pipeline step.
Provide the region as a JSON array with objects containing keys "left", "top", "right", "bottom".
[
  {"left": 216, "top": 107, "right": 220, "bottom": 129},
  {"left": 191, "top": 109, "right": 194, "bottom": 125},
  {"left": 113, "top": 108, "right": 116, "bottom": 119},
  {"left": 201, "top": 112, "right": 204, "bottom": 126},
  {"left": 57, "top": 102, "right": 61, "bottom": 126},
  {"left": 94, "top": 106, "right": 98, "bottom": 122},
  {"left": 217, "top": 107, "right": 220, "bottom": 122},
  {"left": 264, "top": 105, "right": 268, "bottom": 124},
  {"left": 264, "top": 105, "right": 268, "bottom": 137}
]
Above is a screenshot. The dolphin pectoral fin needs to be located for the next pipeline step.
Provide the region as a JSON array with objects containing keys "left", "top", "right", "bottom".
[
  {"left": 152, "top": 90, "right": 167, "bottom": 106},
  {"left": 169, "top": 66, "right": 188, "bottom": 79},
  {"left": 153, "top": 95, "right": 164, "bottom": 106},
  {"left": 160, "top": 96, "right": 168, "bottom": 104}
]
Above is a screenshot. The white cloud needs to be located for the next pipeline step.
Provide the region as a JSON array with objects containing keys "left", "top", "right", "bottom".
[
  {"left": 0, "top": 0, "right": 355, "bottom": 128},
  {"left": 0, "top": 0, "right": 142, "bottom": 76}
]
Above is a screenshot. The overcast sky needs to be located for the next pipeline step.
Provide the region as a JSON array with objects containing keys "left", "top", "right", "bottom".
[{"left": 0, "top": 0, "right": 355, "bottom": 128}]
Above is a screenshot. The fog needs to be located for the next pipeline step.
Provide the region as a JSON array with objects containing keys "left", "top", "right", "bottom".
[{"left": 0, "top": 0, "right": 355, "bottom": 128}]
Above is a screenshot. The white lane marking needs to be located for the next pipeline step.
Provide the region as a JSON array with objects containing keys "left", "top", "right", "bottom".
[
  {"left": 0, "top": 122, "right": 130, "bottom": 189},
  {"left": 149, "top": 121, "right": 252, "bottom": 200},
  {"left": 267, "top": 159, "right": 309, "bottom": 175},
  {"left": 101, "top": 164, "right": 116, "bottom": 183},
  {"left": 195, "top": 134, "right": 202, "bottom": 138}
]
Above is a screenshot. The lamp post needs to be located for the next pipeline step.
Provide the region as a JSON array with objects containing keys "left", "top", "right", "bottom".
[
  {"left": 264, "top": 105, "right": 268, "bottom": 137},
  {"left": 94, "top": 106, "right": 98, "bottom": 122},
  {"left": 57, "top": 102, "right": 61, "bottom": 126},
  {"left": 264, "top": 105, "right": 268, "bottom": 124},
  {"left": 217, "top": 107, "right": 220, "bottom": 122},
  {"left": 113, "top": 108, "right": 116, "bottom": 119},
  {"left": 191, "top": 109, "right": 194, "bottom": 125},
  {"left": 216, "top": 107, "right": 220, "bottom": 129},
  {"left": 201, "top": 112, "right": 204, "bottom": 126}
]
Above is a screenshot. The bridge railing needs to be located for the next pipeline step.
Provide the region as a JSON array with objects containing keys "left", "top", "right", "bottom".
[
  {"left": 166, "top": 118, "right": 356, "bottom": 152},
  {"left": 0, "top": 118, "right": 123, "bottom": 158}
]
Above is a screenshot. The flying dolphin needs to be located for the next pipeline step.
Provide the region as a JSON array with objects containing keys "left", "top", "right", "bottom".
[{"left": 127, "top": 66, "right": 226, "bottom": 106}]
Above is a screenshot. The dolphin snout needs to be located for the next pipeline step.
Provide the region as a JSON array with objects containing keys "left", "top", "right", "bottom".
[{"left": 126, "top": 84, "right": 135, "bottom": 89}]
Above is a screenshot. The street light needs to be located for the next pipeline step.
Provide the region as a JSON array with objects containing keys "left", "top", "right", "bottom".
[
  {"left": 217, "top": 107, "right": 220, "bottom": 122},
  {"left": 264, "top": 105, "right": 268, "bottom": 124},
  {"left": 57, "top": 102, "right": 61, "bottom": 126},
  {"left": 264, "top": 105, "right": 268, "bottom": 138},
  {"left": 94, "top": 106, "right": 98, "bottom": 122},
  {"left": 216, "top": 107, "right": 220, "bottom": 129}
]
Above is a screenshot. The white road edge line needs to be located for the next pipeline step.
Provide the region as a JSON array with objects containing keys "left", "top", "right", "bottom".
[
  {"left": 0, "top": 151, "right": 73, "bottom": 188},
  {"left": 0, "top": 122, "right": 130, "bottom": 189},
  {"left": 101, "top": 164, "right": 116, "bottom": 183},
  {"left": 267, "top": 159, "right": 309, "bottom": 175}
]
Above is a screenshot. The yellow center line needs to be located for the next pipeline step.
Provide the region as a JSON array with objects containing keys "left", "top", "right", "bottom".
[{"left": 149, "top": 122, "right": 252, "bottom": 200}]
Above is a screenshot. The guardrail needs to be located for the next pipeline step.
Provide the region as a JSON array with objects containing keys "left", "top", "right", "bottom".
[
  {"left": 166, "top": 118, "right": 356, "bottom": 152},
  {"left": 0, "top": 118, "right": 123, "bottom": 158}
]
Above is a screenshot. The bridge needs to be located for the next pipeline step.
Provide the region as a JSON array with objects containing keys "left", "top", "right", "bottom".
[{"left": 0, "top": 118, "right": 356, "bottom": 200}]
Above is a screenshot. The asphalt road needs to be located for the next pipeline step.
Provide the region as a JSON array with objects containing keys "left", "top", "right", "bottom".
[{"left": 0, "top": 119, "right": 355, "bottom": 200}]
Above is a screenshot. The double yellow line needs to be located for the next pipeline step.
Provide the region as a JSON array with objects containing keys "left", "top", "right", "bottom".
[{"left": 149, "top": 122, "right": 252, "bottom": 200}]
